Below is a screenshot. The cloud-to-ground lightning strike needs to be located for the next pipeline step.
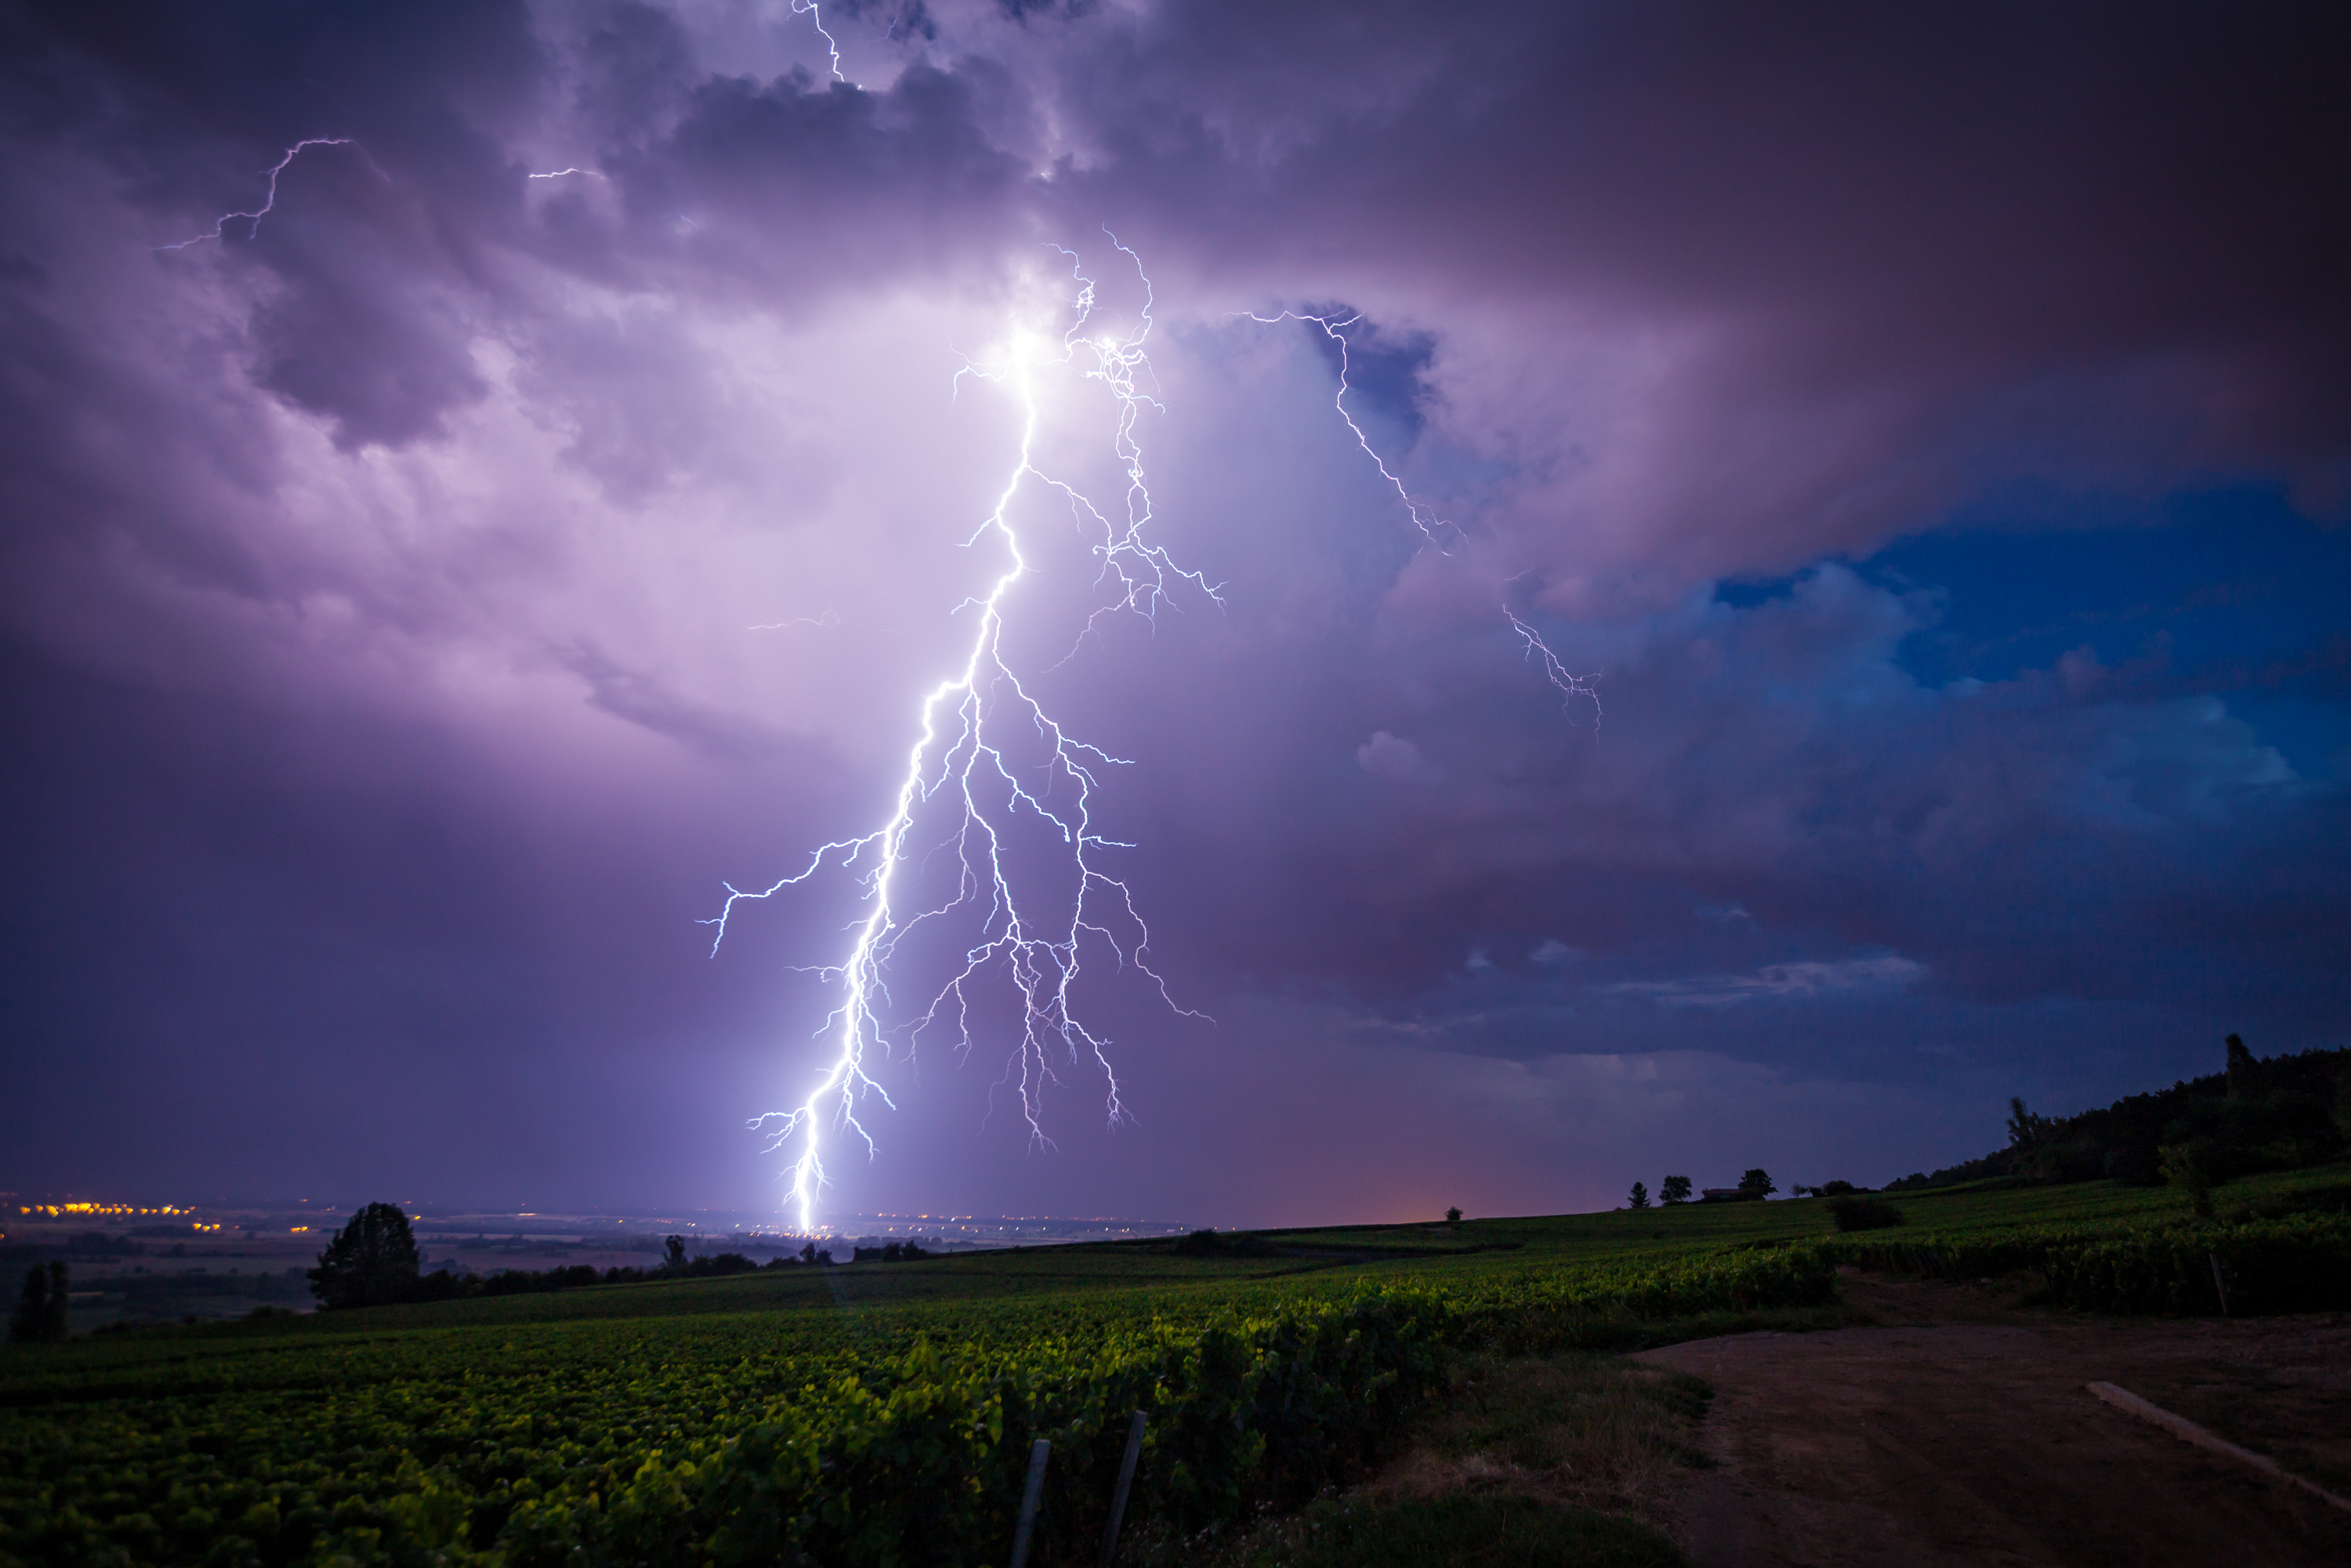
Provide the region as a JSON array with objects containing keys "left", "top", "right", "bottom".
[
  {"left": 706, "top": 241, "right": 1211, "bottom": 1233},
  {"left": 158, "top": 139, "right": 379, "bottom": 251},
  {"left": 1248, "top": 309, "right": 1602, "bottom": 724}
]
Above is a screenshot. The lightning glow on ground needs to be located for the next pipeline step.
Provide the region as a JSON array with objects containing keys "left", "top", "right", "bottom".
[
  {"left": 1248, "top": 308, "right": 1602, "bottom": 724},
  {"left": 707, "top": 241, "right": 1212, "bottom": 1232}
]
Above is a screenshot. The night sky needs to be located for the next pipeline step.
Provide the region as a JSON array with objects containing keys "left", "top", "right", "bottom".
[{"left": 4, "top": 1, "right": 2348, "bottom": 1226}]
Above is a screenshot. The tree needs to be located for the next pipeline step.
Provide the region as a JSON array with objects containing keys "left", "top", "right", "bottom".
[
  {"left": 2005, "top": 1097, "right": 2051, "bottom": 1150},
  {"left": 663, "top": 1235, "right": 688, "bottom": 1271},
  {"left": 1660, "top": 1175, "right": 1693, "bottom": 1205},
  {"left": 1628, "top": 1181, "right": 1650, "bottom": 1210},
  {"left": 308, "top": 1204, "right": 422, "bottom": 1309},
  {"left": 2226, "top": 1033, "right": 2255, "bottom": 1096},
  {"left": 9, "top": 1260, "right": 69, "bottom": 1343},
  {"left": 1737, "top": 1168, "right": 1776, "bottom": 1200},
  {"left": 1445, "top": 1207, "right": 1462, "bottom": 1226},
  {"left": 2161, "top": 1141, "right": 2215, "bottom": 1220}
]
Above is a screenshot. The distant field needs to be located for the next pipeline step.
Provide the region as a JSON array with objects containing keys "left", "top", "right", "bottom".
[{"left": 5, "top": 1165, "right": 2345, "bottom": 1568}]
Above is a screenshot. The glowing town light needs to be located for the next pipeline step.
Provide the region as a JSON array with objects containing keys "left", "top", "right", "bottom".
[{"left": 707, "top": 240, "right": 1212, "bottom": 1233}]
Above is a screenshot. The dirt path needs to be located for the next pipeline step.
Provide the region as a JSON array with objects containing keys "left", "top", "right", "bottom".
[{"left": 1635, "top": 1274, "right": 2351, "bottom": 1567}]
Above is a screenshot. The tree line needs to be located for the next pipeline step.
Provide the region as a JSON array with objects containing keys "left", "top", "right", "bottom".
[
  {"left": 306, "top": 1206, "right": 917, "bottom": 1310},
  {"left": 1625, "top": 1170, "right": 1773, "bottom": 1208},
  {"left": 1888, "top": 1036, "right": 2351, "bottom": 1195}
]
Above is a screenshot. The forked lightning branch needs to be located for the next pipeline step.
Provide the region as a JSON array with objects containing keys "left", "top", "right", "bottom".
[{"left": 705, "top": 243, "right": 1212, "bottom": 1232}]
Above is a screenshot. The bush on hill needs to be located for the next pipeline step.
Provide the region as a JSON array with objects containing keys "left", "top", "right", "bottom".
[{"left": 1826, "top": 1197, "right": 1905, "bottom": 1232}]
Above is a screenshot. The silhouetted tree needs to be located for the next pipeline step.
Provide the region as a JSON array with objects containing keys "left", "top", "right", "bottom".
[
  {"left": 663, "top": 1235, "right": 687, "bottom": 1271},
  {"left": 1445, "top": 1207, "right": 1462, "bottom": 1226},
  {"left": 1627, "top": 1182, "right": 1650, "bottom": 1210},
  {"left": 1737, "top": 1168, "right": 1776, "bottom": 1200},
  {"left": 2006, "top": 1097, "right": 2051, "bottom": 1150},
  {"left": 799, "top": 1241, "right": 820, "bottom": 1266},
  {"left": 1660, "top": 1175, "right": 1693, "bottom": 1205},
  {"left": 9, "top": 1260, "right": 70, "bottom": 1343},
  {"left": 2226, "top": 1034, "right": 2255, "bottom": 1096},
  {"left": 2162, "top": 1141, "right": 2215, "bottom": 1219},
  {"left": 308, "top": 1204, "right": 422, "bottom": 1309}
]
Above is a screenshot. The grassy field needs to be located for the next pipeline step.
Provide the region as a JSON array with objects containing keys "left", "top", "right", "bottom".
[{"left": 5, "top": 1164, "right": 2346, "bottom": 1567}]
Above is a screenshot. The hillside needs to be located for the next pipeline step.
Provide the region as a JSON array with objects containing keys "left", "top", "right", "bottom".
[{"left": 1886, "top": 1037, "right": 2351, "bottom": 1192}]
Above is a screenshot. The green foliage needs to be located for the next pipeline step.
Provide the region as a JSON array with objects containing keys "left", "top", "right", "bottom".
[
  {"left": 13, "top": 1168, "right": 2346, "bottom": 1565},
  {"left": 1822, "top": 1210, "right": 2351, "bottom": 1316},
  {"left": 0, "top": 1246, "right": 1830, "bottom": 1567},
  {"left": 2161, "top": 1141, "right": 2215, "bottom": 1219},
  {"left": 308, "top": 1204, "right": 422, "bottom": 1310}
]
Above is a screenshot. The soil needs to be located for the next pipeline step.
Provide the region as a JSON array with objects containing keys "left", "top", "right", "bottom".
[{"left": 1635, "top": 1271, "right": 2351, "bottom": 1567}]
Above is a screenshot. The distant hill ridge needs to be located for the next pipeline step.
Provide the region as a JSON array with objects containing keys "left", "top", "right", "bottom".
[{"left": 1886, "top": 1037, "right": 2351, "bottom": 1192}]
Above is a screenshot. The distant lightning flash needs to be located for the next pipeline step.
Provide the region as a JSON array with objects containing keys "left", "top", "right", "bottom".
[
  {"left": 1245, "top": 310, "right": 1456, "bottom": 552},
  {"left": 1248, "top": 308, "right": 1602, "bottom": 726},
  {"left": 158, "top": 139, "right": 379, "bottom": 251},
  {"left": 706, "top": 240, "right": 1211, "bottom": 1232}
]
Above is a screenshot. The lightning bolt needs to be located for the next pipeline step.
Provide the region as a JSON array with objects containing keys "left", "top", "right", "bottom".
[
  {"left": 157, "top": 139, "right": 379, "bottom": 251},
  {"left": 1248, "top": 309, "right": 1601, "bottom": 725},
  {"left": 707, "top": 239, "right": 1211, "bottom": 1232},
  {"left": 792, "top": 0, "right": 848, "bottom": 85}
]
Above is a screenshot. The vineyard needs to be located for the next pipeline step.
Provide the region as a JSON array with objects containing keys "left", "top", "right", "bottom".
[{"left": 5, "top": 1164, "right": 2348, "bottom": 1566}]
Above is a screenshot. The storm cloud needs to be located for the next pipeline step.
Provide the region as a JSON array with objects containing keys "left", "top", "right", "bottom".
[{"left": 2, "top": 0, "right": 2346, "bottom": 1222}]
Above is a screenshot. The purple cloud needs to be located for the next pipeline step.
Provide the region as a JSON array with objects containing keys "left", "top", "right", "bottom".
[{"left": 0, "top": 0, "right": 2345, "bottom": 1220}]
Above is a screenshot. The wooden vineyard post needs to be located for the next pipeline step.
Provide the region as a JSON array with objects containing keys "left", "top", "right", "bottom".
[
  {"left": 1100, "top": 1409, "right": 1148, "bottom": 1566},
  {"left": 1010, "top": 1437, "right": 1051, "bottom": 1568},
  {"left": 2208, "top": 1251, "right": 2230, "bottom": 1317}
]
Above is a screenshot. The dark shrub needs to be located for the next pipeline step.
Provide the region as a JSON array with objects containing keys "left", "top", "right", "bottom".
[
  {"left": 1827, "top": 1197, "right": 1906, "bottom": 1233},
  {"left": 1174, "top": 1229, "right": 1275, "bottom": 1258}
]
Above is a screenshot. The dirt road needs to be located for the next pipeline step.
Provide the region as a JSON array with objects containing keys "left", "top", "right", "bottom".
[{"left": 1636, "top": 1275, "right": 2351, "bottom": 1567}]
